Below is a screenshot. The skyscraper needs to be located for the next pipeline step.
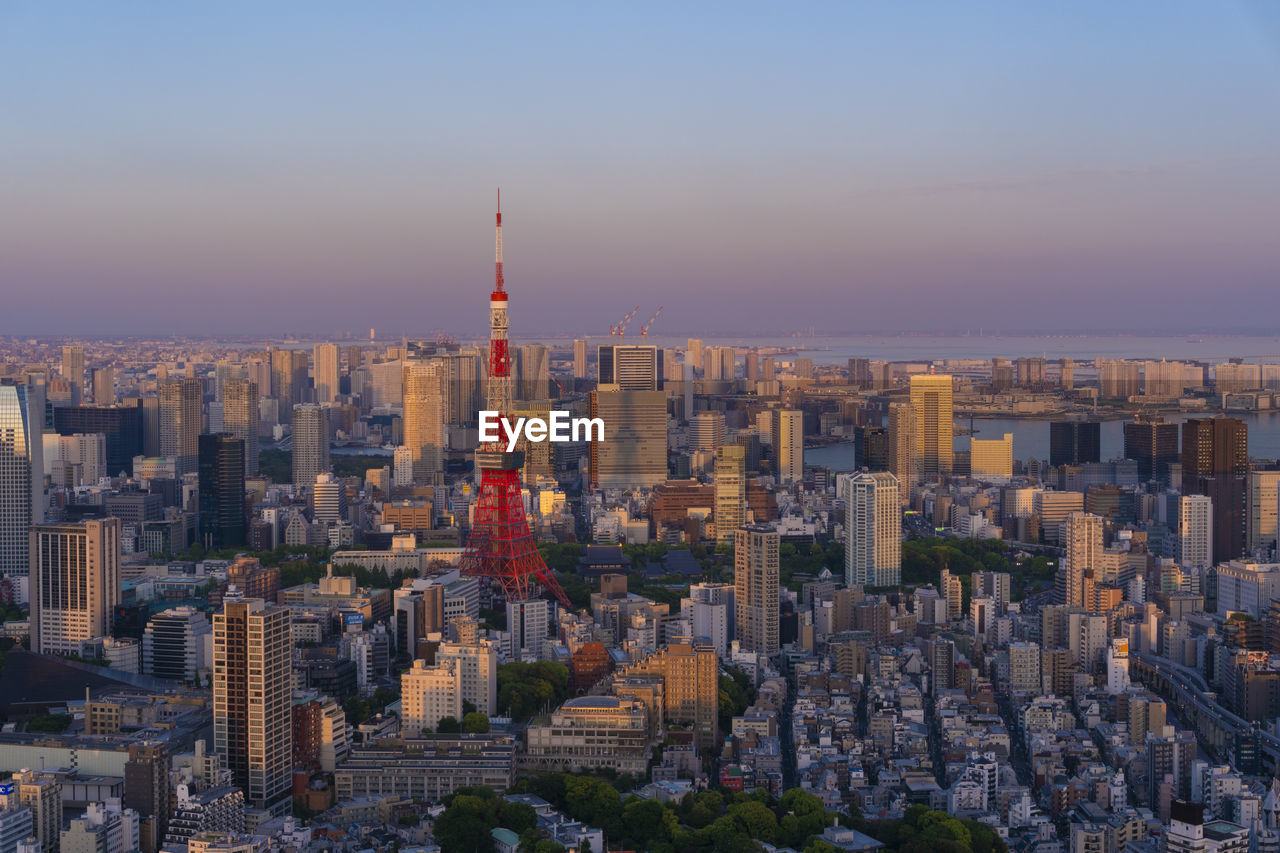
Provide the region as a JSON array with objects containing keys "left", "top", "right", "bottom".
[
  {"left": 124, "top": 742, "right": 170, "bottom": 853},
  {"left": 845, "top": 472, "right": 902, "bottom": 587},
  {"left": 221, "top": 379, "right": 259, "bottom": 477},
  {"left": 774, "top": 409, "right": 803, "bottom": 485},
  {"left": 311, "top": 473, "right": 347, "bottom": 525},
  {"left": 402, "top": 360, "right": 445, "bottom": 482},
  {"left": 910, "top": 374, "right": 954, "bottom": 479},
  {"left": 734, "top": 525, "right": 779, "bottom": 655},
  {"left": 93, "top": 367, "right": 116, "bottom": 405},
  {"left": 588, "top": 390, "right": 667, "bottom": 489},
  {"left": 270, "top": 348, "right": 309, "bottom": 423},
  {"left": 597, "top": 345, "right": 660, "bottom": 391},
  {"left": 30, "top": 518, "right": 120, "bottom": 654},
  {"left": 1182, "top": 416, "right": 1248, "bottom": 563},
  {"left": 687, "top": 339, "right": 704, "bottom": 375},
  {"left": 213, "top": 598, "right": 292, "bottom": 816},
  {"left": 158, "top": 377, "right": 202, "bottom": 477},
  {"left": 888, "top": 402, "right": 917, "bottom": 506},
  {"left": 313, "top": 343, "right": 339, "bottom": 404},
  {"left": 61, "top": 346, "right": 85, "bottom": 404},
  {"left": 198, "top": 433, "right": 246, "bottom": 550},
  {"left": 690, "top": 411, "right": 726, "bottom": 452},
  {"left": 54, "top": 403, "right": 142, "bottom": 477},
  {"left": 1058, "top": 512, "right": 1102, "bottom": 607},
  {"left": 714, "top": 444, "right": 746, "bottom": 543},
  {"left": 518, "top": 343, "right": 551, "bottom": 400},
  {"left": 1247, "top": 470, "right": 1280, "bottom": 555},
  {"left": 1177, "top": 494, "right": 1213, "bottom": 572},
  {"left": 573, "top": 339, "right": 588, "bottom": 380},
  {"left": 1049, "top": 420, "right": 1101, "bottom": 467},
  {"left": 1124, "top": 418, "right": 1180, "bottom": 484},
  {"left": 0, "top": 382, "right": 43, "bottom": 576},
  {"left": 291, "top": 404, "right": 330, "bottom": 491},
  {"left": 969, "top": 433, "right": 1013, "bottom": 481}
]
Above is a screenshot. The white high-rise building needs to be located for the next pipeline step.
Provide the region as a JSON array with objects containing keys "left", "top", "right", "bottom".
[
  {"left": 42, "top": 432, "right": 106, "bottom": 485},
  {"left": 507, "top": 599, "right": 550, "bottom": 662},
  {"left": 30, "top": 518, "right": 121, "bottom": 654},
  {"left": 400, "top": 659, "right": 462, "bottom": 734},
  {"left": 1106, "top": 638, "right": 1130, "bottom": 694},
  {"left": 436, "top": 640, "right": 498, "bottom": 715},
  {"left": 690, "top": 412, "right": 726, "bottom": 453},
  {"left": 1008, "top": 641, "right": 1041, "bottom": 691},
  {"left": 1179, "top": 495, "right": 1214, "bottom": 572},
  {"left": 845, "top": 471, "right": 901, "bottom": 587},
  {"left": 311, "top": 473, "right": 347, "bottom": 525}
]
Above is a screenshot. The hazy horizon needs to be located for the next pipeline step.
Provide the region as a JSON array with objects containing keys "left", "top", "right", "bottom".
[{"left": 5, "top": 1, "right": 1280, "bottom": 336}]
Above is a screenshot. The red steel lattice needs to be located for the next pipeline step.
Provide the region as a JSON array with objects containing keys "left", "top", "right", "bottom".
[{"left": 458, "top": 191, "right": 571, "bottom": 609}]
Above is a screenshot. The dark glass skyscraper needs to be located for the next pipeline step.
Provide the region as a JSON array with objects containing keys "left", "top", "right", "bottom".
[
  {"left": 53, "top": 402, "right": 143, "bottom": 476},
  {"left": 198, "top": 433, "right": 246, "bottom": 549},
  {"left": 1049, "top": 420, "right": 1101, "bottom": 467},
  {"left": 1123, "top": 418, "right": 1180, "bottom": 483},
  {"left": 1181, "top": 417, "right": 1248, "bottom": 563}
]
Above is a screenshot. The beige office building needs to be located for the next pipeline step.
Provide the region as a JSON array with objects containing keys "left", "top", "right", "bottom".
[
  {"left": 313, "top": 343, "right": 340, "bottom": 404},
  {"left": 734, "top": 525, "right": 779, "bottom": 655},
  {"left": 888, "top": 402, "right": 918, "bottom": 505},
  {"left": 714, "top": 445, "right": 746, "bottom": 543},
  {"left": 221, "top": 379, "right": 260, "bottom": 476},
  {"left": 402, "top": 360, "right": 445, "bottom": 481},
  {"left": 970, "top": 433, "right": 1013, "bottom": 481},
  {"left": 30, "top": 518, "right": 120, "bottom": 655},
  {"left": 400, "top": 658, "right": 463, "bottom": 734}
]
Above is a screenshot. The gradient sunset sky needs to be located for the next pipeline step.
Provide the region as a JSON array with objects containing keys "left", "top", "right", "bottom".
[{"left": 4, "top": 1, "right": 1280, "bottom": 337}]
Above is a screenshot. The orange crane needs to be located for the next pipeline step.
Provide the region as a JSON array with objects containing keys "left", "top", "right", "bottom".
[{"left": 640, "top": 306, "right": 663, "bottom": 341}]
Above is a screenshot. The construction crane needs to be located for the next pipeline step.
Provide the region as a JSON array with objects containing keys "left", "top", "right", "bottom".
[
  {"left": 640, "top": 306, "right": 664, "bottom": 341},
  {"left": 614, "top": 306, "right": 640, "bottom": 342}
]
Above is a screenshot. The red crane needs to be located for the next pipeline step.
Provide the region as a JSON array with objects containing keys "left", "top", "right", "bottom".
[
  {"left": 615, "top": 306, "right": 640, "bottom": 342},
  {"left": 640, "top": 306, "right": 664, "bottom": 341}
]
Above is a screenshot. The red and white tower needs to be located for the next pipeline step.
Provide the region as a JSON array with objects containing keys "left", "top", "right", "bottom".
[{"left": 458, "top": 192, "right": 571, "bottom": 608}]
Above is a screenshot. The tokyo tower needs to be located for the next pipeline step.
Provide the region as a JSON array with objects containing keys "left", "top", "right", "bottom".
[{"left": 458, "top": 192, "right": 571, "bottom": 608}]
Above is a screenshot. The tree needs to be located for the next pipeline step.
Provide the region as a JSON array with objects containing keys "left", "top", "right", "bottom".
[
  {"left": 433, "top": 793, "right": 497, "bottom": 853},
  {"left": 462, "top": 712, "right": 491, "bottom": 733},
  {"left": 437, "top": 716, "right": 461, "bottom": 734},
  {"left": 727, "top": 801, "right": 777, "bottom": 844},
  {"left": 622, "top": 797, "right": 668, "bottom": 848}
]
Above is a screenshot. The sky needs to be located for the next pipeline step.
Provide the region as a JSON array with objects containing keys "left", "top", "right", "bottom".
[{"left": 4, "top": 1, "right": 1280, "bottom": 338}]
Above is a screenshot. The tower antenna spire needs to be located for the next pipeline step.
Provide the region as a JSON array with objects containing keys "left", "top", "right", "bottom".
[{"left": 461, "top": 192, "right": 570, "bottom": 609}]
